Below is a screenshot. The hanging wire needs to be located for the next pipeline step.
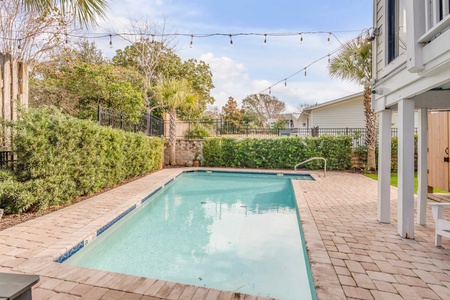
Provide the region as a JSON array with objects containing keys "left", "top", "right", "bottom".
[
  {"left": 256, "top": 28, "right": 371, "bottom": 95},
  {"left": 0, "top": 29, "right": 362, "bottom": 46}
]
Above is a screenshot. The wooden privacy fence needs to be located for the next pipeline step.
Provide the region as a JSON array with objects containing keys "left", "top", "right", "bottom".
[{"left": 0, "top": 53, "right": 28, "bottom": 149}]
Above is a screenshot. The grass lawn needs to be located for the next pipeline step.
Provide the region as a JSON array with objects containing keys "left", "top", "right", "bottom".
[{"left": 364, "top": 173, "right": 449, "bottom": 194}]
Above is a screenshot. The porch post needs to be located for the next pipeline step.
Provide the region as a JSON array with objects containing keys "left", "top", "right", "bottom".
[
  {"left": 417, "top": 108, "right": 428, "bottom": 225},
  {"left": 398, "top": 99, "right": 415, "bottom": 238},
  {"left": 378, "top": 109, "right": 392, "bottom": 223}
]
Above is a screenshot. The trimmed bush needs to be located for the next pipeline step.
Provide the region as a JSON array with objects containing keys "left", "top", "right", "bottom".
[
  {"left": 184, "top": 123, "right": 211, "bottom": 139},
  {"left": 0, "top": 107, "right": 164, "bottom": 213},
  {"left": 203, "top": 135, "right": 352, "bottom": 170}
]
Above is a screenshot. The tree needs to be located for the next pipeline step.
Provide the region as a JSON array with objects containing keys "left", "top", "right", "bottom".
[
  {"left": 15, "top": 0, "right": 110, "bottom": 27},
  {"left": 113, "top": 41, "right": 214, "bottom": 119},
  {"left": 113, "top": 39, "right": 180, "bottom": 112},
  {"left": 30, "top": 43, "right": 145, "bottom": 120},
  {"left": 175, "top": 59, "right": 214, "bottom": 118},
  {"left": 222, "top": 97, "right": 243, "bottom": 129},
  {"left": 0, "top": 0, "right": 73, "bottom": 63},
  {"left": 242, "top": 94, "right": 286, "bottom": 127},
  {"left": 329, "top": 38, "right": 376, "bottom": 170},
  {"left": 154, "top": 77, "right": 198, "bottom": 165}
]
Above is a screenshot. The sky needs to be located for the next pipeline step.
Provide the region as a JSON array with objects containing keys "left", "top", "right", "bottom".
[{"left": 92, "top": 0, "right": 373, "bottom": 112}]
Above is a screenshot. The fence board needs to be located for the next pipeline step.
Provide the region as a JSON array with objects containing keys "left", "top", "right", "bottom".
[{"left": 0, "top": 53, "right": 28, "bottom": 149}]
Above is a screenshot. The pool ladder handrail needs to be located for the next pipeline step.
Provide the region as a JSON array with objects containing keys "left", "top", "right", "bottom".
[{"left": 294, "top": 157, "right": 327, "bottom": 177}]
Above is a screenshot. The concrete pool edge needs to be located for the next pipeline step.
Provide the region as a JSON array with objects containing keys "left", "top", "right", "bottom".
[
  {"left": 4, "top": 168, "right": 328, "bottom": 299},
  {"left": 292, "top": 180, "right": 346, "bottom": 299}
]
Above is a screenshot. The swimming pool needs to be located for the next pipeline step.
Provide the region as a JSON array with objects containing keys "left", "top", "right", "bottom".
[{"left": 63, "top": 171, "right": 316, "bottom": 299}]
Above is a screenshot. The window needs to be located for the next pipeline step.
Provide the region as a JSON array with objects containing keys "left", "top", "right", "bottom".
[{"left": 387, "top": 0, "right": 407, "bottom": 63}]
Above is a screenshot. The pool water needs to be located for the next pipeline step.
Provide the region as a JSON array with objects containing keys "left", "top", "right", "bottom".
[{"left": 65, "top": 172, "right": 315, "bottom": 300}]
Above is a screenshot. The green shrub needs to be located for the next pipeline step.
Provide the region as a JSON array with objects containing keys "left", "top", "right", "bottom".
[
  {"left": 184, "top": 123, "right": 211, "bottom": 139},
  {"left": 0, "top": 107, "right": 164, "bottom": 213},
  {"left": 203, "top": 135, "right": 352, "bottom": 170}
]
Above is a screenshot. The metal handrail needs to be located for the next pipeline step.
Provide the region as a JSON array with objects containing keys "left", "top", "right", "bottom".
[{"left": 294, "top": 157, "right": 327, "bottom": 177}]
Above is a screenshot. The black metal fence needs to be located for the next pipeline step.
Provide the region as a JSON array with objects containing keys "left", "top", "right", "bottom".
[
  {"left": 0, "top": 150, "right": 15, "bottom": 170},
  {"left": 179, "top": 119, "right": 418, "bottom": 148},
  {"left": 98, "top": 106, "right": 164, "bottom": 137}
]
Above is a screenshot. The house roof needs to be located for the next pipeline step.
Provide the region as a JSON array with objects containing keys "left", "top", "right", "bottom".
[{"left": 304, "top": 92, "right": 364, "bottom": 111}]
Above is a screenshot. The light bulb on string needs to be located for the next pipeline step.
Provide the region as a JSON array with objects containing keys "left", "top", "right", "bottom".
[
  {"left": 356, "top": 36, "right": 361, "bottom": 48},
  {"left": 109, "top": 34, "right": 112, "bottom": 48},
  {"left": 328, "top": 54, "right": 331, "bottom": 64},
  {"left": 284, "top": 79, "right": 287, "bottom": 87},
  {"left": 65, "top": 34, "right": 69, "bottom": 44},
  {"left": 327, "top": 32, "right": 331, "bottom": 43},
  {"left": 304, "top": 68, "right": 307, "bottom": 76},
  {"left": 264, "top": 34, "right": 267, "bottom": 44},
  {"left": 365, "top": 29, "right": 371, "bottom": 41},
  {"left": 269, "top": 87, "right": 271, "bottom": 94},
  {"left": 229, "top": 35, "right": 233, "bottom": 46},
  {"left": 17, "top": 39, "right": 21, "bottom": 50},
  {"left": 190, "top": 35, "right": 193, "bottom": 48},
  {"left": 300, "top": 33, "right": 303, "bottom": 44}
]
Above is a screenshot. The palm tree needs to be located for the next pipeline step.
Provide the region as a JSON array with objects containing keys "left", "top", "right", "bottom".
[
  {"left": 329, "top": 38, "right": 376, "bottom": 170},
  {"left": 15, "top": 0, "right": 109, "bottom": 27},
  {"left": 155, "top": 77, "right": 198, "bottom": 165}
]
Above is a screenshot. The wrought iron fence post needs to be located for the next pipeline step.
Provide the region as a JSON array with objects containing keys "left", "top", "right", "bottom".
[
  {"left": 120, "top": 112, "right": 123, "bottom": 129},
  {"left": 149, "top": 114, "right": 152, "bottom": 136},
  {"left": 215, "top": 119, "right": 218, "bottom": 136},
  {"left": 346, "top": 127, "right": 349, "bottom": 135},
  {"left": 188, "top": 120, "right": 191, "bottom": 139}
]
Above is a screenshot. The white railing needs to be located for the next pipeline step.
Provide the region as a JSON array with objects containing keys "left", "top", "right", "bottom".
[
  {"left": 420, "top": 0, "right": 450, "bottom": 43},
  {"left": 294, "top": 157, "right": 327, "bottom": 177}
]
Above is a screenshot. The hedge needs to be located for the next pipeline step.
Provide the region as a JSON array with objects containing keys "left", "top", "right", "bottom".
[
  {"left": 203, "top": 135, "right": 352, "bottom": 170},
  {"left": 0, "top": 107, "right": 164, "bottom": 213}
]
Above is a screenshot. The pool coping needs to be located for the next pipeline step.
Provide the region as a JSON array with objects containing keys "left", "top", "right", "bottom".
[{"left": 6, "top": 167, "right": 328, "bottom": 299}]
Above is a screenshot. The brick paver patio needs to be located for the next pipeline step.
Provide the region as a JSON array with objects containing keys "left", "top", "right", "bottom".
[{"left": 1, "top": 168, "right": 450, "bottom": 299}]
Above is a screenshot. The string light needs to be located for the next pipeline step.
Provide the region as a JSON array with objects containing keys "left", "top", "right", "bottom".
[
  {"left": 269, "top": 87, "right": 271, "bottom": 94},
  {"left": 65, "top": 34, "right": 69, "bottom": 44},
  {"left": 109, "top": 34, "right": 112, "bottom": 48},
  {"left": 0, "top": 29, "right": 364, "bottom": 48},
  {"left": 17, "top": 39, "right": 21, "bottom": 49},
  {"left": 229, "top": 35, "right": 233, "bottom": 46},
  {"left": 256, "top": 29, "right": 371, "bottom": 95},
  {"left": 190, "top": 35, "right": 193, "bottom": 48}
]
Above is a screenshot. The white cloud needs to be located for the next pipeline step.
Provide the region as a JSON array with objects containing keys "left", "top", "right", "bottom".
[{"left": 199, "top": 53, "right": 252, "bottom": 108}]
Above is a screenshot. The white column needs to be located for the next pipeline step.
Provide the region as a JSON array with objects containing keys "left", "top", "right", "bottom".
[
  {"left": 378, "top": 109, "right": 392, "bottom": 223},
  {"left": 417, "top": 108, "right": 428, "bottom": 225},
  {"left": 398, "top": 99, "right": 415, "bottom": 239}
]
